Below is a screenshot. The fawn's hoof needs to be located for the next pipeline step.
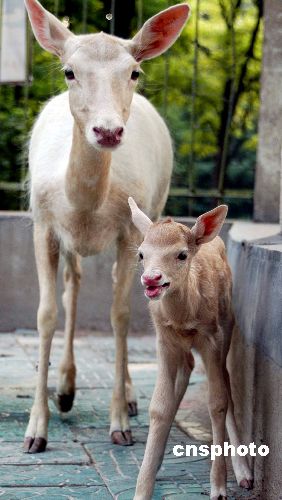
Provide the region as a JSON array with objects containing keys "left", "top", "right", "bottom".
[
  {"left": 128, "top": 401, "right": 138, "bottom": 417},
  {"left": 240, "top": 478, "right": 254, "bottom": 490},
  {"left": 23, "top": 436, "right": 47, "bottom": 453},
  {"left": 57, "top": 392, "right": 75, "bottom": 413},
  {"left": 111, "top": 430, "right": 133, "bottom": 446},
  {"left": 211, "top": 496, "right": 227, "bottom": 500}
]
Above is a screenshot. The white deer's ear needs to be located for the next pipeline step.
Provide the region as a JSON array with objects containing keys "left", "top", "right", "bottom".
[
  {"left": 191, "top": 205, "right": 228, "bottom": 245},
  {"left": 24, "top": 0, "right": 73, "bottom": 57},
  {"left": 131, "top": 3, "right": 190, "bottom": 62},
  {"left": 128, "top": 197, "right": 153, "bottom": 235}
]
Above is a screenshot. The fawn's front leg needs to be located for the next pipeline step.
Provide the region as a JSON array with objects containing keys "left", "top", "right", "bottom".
[
  {"left": 24, "top": 224, "right": 59, "bottom": 453},
  {"left": 134, "top": 335, "right": 193, "bottom": 500}
]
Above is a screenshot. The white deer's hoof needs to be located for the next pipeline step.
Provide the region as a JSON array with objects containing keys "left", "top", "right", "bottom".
[
  {"left": 128, "top": 401, "right": 138, "bottom": 417},
  {"left": 111, "top": 430, "right": 133, "bottom": 446},
  {"left": 23, "top": 436, "right": 47, "bottom": 453},
  {"left": 57, "top": 392, "right": 75, "bottom": 413}
]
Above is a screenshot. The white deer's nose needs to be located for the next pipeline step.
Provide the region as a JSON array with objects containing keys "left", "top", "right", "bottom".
[{"left": 93, "top": 126, "right": 124, "bottom": 147}]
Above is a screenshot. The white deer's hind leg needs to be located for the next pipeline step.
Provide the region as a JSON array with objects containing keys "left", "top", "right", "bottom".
[
  {"left": 57, "top": 253, "right": 81, "bottom": 412},
  {"left": 125, "top": 355, "right": 137, "bottom": 416},
  {"left": 112, "top": 261, "right": 137, "bottom": 417},
  {"left": 110, "top": 237, "right": 137, "bottom": 445},
  {"left": 24, "top": 224, "right": 59, "bottom": 453}
]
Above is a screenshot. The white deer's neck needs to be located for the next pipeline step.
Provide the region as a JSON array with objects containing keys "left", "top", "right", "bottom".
[{"left": 65, "top": 123, "right": 111, "bottom": 211}]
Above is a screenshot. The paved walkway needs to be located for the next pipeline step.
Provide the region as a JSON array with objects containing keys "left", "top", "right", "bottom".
[{"left": 0, "top": 331, "right": 256, "bottom": 499}]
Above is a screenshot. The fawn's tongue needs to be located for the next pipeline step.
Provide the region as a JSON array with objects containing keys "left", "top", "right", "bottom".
[{"left": 145, "top": 285, "right": 162, "bottom": 298}]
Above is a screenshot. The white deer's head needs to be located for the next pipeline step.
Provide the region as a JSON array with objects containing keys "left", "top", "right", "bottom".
[{"left": 25, "top": 0, "right": 190, "bottom": 150}]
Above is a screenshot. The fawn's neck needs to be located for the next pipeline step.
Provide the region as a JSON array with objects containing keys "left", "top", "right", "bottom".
[{"left": 156, "top": 270, "right": 200, "bottom": 327}]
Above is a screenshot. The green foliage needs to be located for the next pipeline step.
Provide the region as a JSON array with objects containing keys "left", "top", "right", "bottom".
[{"left": 0, "top": 0, "right": 262, "bottom": 217}]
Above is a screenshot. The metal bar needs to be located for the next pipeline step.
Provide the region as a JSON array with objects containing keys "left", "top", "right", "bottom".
[
  {"left": 0, "top": 0, "right": 3, "bottom": 72},
  {"left": 50, "top": 0, "right": 60, "bottom": 95},
  {"left": 0, "top": 182, "right": 253, "bottom": 200},
  {"left": 217, "top": 0, "right": 236, "bottom": 194},
  {"left": 0, "top": 182, "right": 25, "bottom": 191},
  {"left": 82, "top": 0, "right": 88, "bottom": 34},
  {"left": 110, "top": 0, "right": 115, "bottom": 35},
  {"left": 188, "top": 0, "right": 200, "bottom": 214},
  {"left": 20, "top": 83, "right": 29, "bottom": 210},
  {"left": 169, "top": 188, "right": 253, "bottom": 199},
  {"left": 137, "top": 0, "right": 143, "bottom": 29}
]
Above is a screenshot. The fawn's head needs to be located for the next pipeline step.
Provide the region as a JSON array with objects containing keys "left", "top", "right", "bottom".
[
  {"left": 25, "top": 0, "right": 190, "bottom": 150},
  {"left": 128, "top": 198, "right": 228, "bottom": 301}
]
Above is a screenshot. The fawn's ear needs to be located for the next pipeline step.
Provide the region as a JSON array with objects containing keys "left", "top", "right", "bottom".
[
  {"left": 128, "top": 197, "right": 153, "bottom": 236},
  {"left": 25, "top": 0, "right": 73, "bottom": 57},
  {"left": 191, "top": 205, "right": 228, "bottom": 245},
  {"left": 131, "top": 3, "right": 190, "bottom": 62}
]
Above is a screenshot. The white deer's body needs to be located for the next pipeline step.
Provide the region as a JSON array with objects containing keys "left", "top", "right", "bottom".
[
  {"left": 23, "top": 0, "right": 190, "bottom": 453},
  {"left": 30, "top": 91, "right": 172, "bottom": 256}
]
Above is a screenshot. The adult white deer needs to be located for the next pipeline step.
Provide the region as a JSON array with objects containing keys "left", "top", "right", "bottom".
[{"left": 23, "top": 0, "right": 190, "bottom": 453}]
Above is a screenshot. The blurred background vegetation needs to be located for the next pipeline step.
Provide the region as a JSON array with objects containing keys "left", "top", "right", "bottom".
[{"left": 0, "top": 0, "right": 263, "bottom": 217}]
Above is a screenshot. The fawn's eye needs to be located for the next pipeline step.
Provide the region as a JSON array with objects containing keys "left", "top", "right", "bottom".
[
  {"left": 177, "top": 252, "right": 188, "bottom": 261},
  {"left": 65, "top": 69, "right": 75, "bottom": 80},
  {"left": 131, "top": 70, "right": 140, "bottom": 81},
  {"left": 138, "top": 252, "right": 144, "bottom": 261}
]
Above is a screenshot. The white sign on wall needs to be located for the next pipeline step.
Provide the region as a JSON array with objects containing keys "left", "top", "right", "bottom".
[{"left": 0, "top": 0, "right": 27, "bottom": 83}]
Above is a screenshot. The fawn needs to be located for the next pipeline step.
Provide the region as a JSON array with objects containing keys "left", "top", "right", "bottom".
[{"left": 128, "top": 197, "right": 253, "bottom": 500}]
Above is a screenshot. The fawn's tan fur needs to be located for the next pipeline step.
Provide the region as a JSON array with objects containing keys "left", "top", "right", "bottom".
[{"left": 129, "top": 198, "right": 253, "bottom": 500}]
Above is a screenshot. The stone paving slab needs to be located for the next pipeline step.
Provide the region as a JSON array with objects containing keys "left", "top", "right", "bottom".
[
  {"left": 0, "top": 442, "right": 90, "bottom": 465},
  {"left": 0, "top": 331, "right": 256, "bottom": 499},
  {"left": 0, "top": 486, "right": 113, "bottom": 499},
  {"left": 0, "top": 464, "right": 103, "bottom": 488}
]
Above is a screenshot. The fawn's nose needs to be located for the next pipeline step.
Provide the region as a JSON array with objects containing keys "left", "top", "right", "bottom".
[
  {"left": 142, "top": 273, "right": 162, "bottom": 287},
  {"left": 93, "top": 126, "right": 124, "bottom": 147}
]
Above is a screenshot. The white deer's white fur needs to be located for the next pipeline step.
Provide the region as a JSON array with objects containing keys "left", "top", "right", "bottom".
[
  {"left": 23, "top": 0, "right": 190, "bottom": 453},
  {"left": 29, "top": 90, "right": 172, "bottom": 255}
]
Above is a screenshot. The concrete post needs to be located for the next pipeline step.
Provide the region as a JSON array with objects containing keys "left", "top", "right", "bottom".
[
  {"left": 254, "top": 0, "right": 282, "bottom": 223},
  {"left": 280, "top": 150, "right": 282, "bottom": 232}
]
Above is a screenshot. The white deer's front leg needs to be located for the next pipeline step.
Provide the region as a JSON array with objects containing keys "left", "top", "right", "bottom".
[
  {"left": 57, "top": 253, "right": 81, "bottom": 413},
  {"left": 110, "top": 236, "right": 137, "bottom": 445},
  {"left": 134, "top": 336, "right": 189, "bottom": 500},
  {"left": 24, "top": 224, "right": 59, "bottom": 453}
]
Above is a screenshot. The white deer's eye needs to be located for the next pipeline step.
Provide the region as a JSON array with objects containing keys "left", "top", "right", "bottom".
[
  {"left": 65, "top": 69, "right": 75, "bottom": 80},
  {"left": 131, "top": 70, "right": 140, "bottom": 81},
  {"left": 138, "top": 252, "right": 144, "bottom": 261}
]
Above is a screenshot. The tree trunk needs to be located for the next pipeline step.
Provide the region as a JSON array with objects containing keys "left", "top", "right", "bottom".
[{"left": 214, "top": 0, "right": 263, "bottom": 189}]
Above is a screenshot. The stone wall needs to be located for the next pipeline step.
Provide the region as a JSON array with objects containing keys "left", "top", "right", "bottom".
[
  {"left": 227, "top": 221, "right": 282, "bottom": 500},
  {"left": 0, "top": 212, "right": 231, "bottom": 333}
]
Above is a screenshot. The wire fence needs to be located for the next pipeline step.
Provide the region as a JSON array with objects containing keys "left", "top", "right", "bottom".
[{"left": 0, "top": 0, "right": 263, "bottom": 217}]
